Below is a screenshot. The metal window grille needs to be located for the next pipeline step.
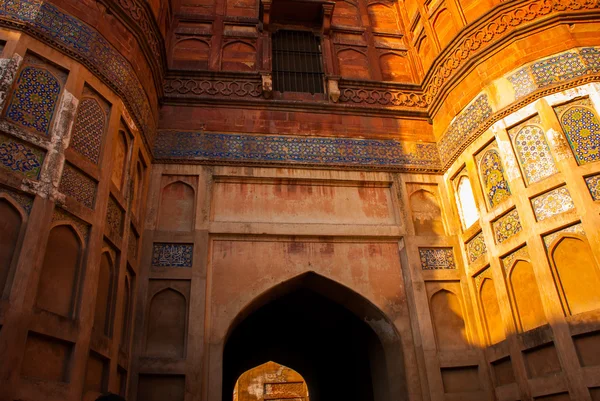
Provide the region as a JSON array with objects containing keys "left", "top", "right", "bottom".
[{"left": 272, "top": 30, "right": 324, "bottom": 94}]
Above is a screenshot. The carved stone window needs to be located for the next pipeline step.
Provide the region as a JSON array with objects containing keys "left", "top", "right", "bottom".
[{"left": 272, "top": 30, "right": 324, "bottom": 94}]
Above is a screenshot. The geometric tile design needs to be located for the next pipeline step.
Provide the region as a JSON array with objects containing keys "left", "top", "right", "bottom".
[
  {"left": 531, "top": 186, "right": 575, "bottom": 221},
  {"left": 508, "top": 120, "right": 558, "bottom": 186},
  {"left": 531, "top": 51, "right": 587, "bottom": 88},
  {"left": 70, "top": 97, "right": 107, "bottom": 164},
  {"left": 0, "top": 133, "right": 44, "bottom": 179},
  {"left": 151, "top": 243, "right": 193, "bottom": 268},
  {"left": 543, "top": 223, "right": 585, "bottom": 249},
  {"left": 585, "top": 174, "right": 600, "bottom": 201},
  {"left": 507, "top": 69, "right": 536, "bottom": 99},
  {"left": 466, "top": 231, "right": 487, "bottom": 265},
  {"left": 5, "top": 66, "right": 61, "bottom": 135},
  {"left": 501, "top": 246, "right": 530, "bottom": 273},
  {"left": 554, "top": 98, "right": 600, "bottom": 166},
  {"left": 438, "top": 94, "right": 493, "bottom": 165},
  {"left": 477, "top": 142, "right": 511, "bottom": 208},
  {"left": 0, "top": 0, "right": 155, "bottom": 143},
  {"left": 419, "top": 248, "right": 456, "bottom": 270},
  {"left": 154, "top": 131, "right": 442, "bottom": 169},
  {"left": 58, "top": 163, "right": 96, "bottom": 209},
  {"left": 0, "top": 186, "right": 34, "bottom": 214},
  {"left": 492, "top": 208, "right": 522, "bottom": 244},
  {"left": 106, "top": 196, "right": 124, "bottom": 239}
]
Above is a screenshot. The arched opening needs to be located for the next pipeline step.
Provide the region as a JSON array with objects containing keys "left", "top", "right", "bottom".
[
  {"left": 234, "top": 361, "right": 309, "bottom": 401},
  {"left": 223, "top": 273, "right": 406, "bottom": 401}
]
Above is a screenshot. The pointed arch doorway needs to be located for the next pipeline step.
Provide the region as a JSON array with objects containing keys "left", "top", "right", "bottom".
[{"left": 223, "top": 273, "right": 407, "bottom": 401}]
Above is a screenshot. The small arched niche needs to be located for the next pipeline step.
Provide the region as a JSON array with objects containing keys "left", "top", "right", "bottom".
[
  {"left": 0, "top": 196, "right": 24, "bottom": 297},
  {"left": 409, "top": 189, "right": 445, "bottom": 236},
  {"left": 158, "top": 181, "right": 195, "bottom": 232},
  {"left": 429, "top": 289, "right": 469, "bottom": 350},
  {"left": 145, "top": 288, "right": 187, "bottom": 358},
  {"left": 234, "top": 361, "right": 309, "bottom": 401},
  {"left": 455, "top": 175, "right": 479, "bottom": 229}
]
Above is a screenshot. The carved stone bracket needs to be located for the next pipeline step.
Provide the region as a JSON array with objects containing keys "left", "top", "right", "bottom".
[
  {"left": 327, "top": 77, "right": 340, "bottom": 102},
  {"left": 261, "top": 72, "right": 273, "bottom": 98}
]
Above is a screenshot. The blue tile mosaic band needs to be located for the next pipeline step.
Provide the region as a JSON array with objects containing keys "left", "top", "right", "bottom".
[{"left": 154, "top": 130, "right": 442, "bottom": 170}]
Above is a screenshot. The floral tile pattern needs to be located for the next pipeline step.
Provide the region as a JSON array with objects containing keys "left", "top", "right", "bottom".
[
  {"left": 531, "top": 186, "right": 575, "bottom": 221},
  {"left": 152, "top": 243, "right": 193, "bottom": 268},
  {"left": 585, "top": 174, "right": 600, "bottom": 201},
  {"left": 466, "top": 231, "right": 487, "bottom": 264},
  {"left": 543, "top": 223, "right": 585, "bottom": 249},
  {"left": 0, "top": 133, "right": 44, "bottom": 179},
  {"left": 419, "top": 248, "right": 456, "bottom": 270},
  {"left": 554, "top": 97, "right": 600, "bottom": 165},
  {"left": 476, "top": 142, "right": 511, "bottom": 208},
  {"left": 493, "top": 208, "right": 522, "bottom": 244},
  {"left": 501, "top": 246, "right": 530, "bottom": 273}
]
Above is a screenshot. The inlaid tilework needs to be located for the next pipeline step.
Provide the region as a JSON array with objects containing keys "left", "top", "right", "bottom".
[
  {"left": 508, "top": 119, "right": 558, "bottom": 186},
  {"left": 477, "top": 142, "right": 511, "bottom": 208},
  {"left": 5, "top": 66, "right": 62, "bottom": 135},
  {"left": 0, "top": 133, "right": 44, "bottom": 179},
  {"left": 106, "top": 196, "right": 124, "bottom": 239},
  {"left": 507, "top": 69, "right": 537, "bottom": 99},
  {"left": 493, "top": 209, "right": 522, "bottom": 244},
  {"left": 0, "top": 0, "right": 155, "bottom": 143},
  {"left": 585, "top": 174, "right": 600, "bottom": 201},
  {"left": 543, "top": 223, "right": 585, "bottom": 249},
  {"left": 438, "top": 94, "right": 493, "bottom": 164},
  {"left": 419, "top": 248, "right": 456, "bottom": 270},
  {"left": 502, "top": 246, "right": 530, "bottom": 273},
  {"left": 52, "top": 207, "right": 90, "bottom": 241},
  {"left": 70, "top": 97, "right": 107, "bottom": 164},
  {"left": 554, "top": 98, "right": 600, "bottom": 165},
  {"left": 154, "top": 131, "right": 442, "bottom": 169},
  {"left": 466, "top": 232, "right": 487, "bottom": 264},
  {"left": 152, "top": 243, "right": 193, "bottom": 268},
  {"left": 0, "top": 186, "right": 33, "bottom": 214},
  {"left": 59, "top": 163, "right": 96, "bottom": 209},
  {"left": 531, "top": 186, "right": 575, "bottom": 221}
]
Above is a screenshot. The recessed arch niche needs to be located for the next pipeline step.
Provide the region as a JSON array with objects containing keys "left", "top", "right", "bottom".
[
  {"left": 158, "top": 180, "right": 195, "bottom": 231},
  {"left": 429, "top": 289, "right": 469, "bottom": 350},
  {"left": 409, "top": 188, "right": 445, "bottom": 236},
  {"left": 223, "top": 272, "right": 407, "bottom": 401},
  {"left": 0, "top": 195, "right": 25, "bottom": 297}
]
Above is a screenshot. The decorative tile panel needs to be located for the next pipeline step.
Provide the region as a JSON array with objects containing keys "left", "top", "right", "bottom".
[
  {"left": 531, "top": 186, "right": 575, "bottom": 221},
  {"left": 508, "top": 117, "right": 558, "bottom": 186},
  {"left": 151, "top": 243, "right": 193, "bottom": 268},
  {"left": 106, "top": 196, "right": 124, "bottom": 239},
  {"left": 0, "top": 133, "right": 44, "bottom": 179},
  {"left": 0, "top": 0, "right": 156, "bottom": 144},
  {"left": 69, "top": 93, "right": 108, "bottom": 163},
  {"left": 59, "top": 163, "right": 96, "bottom": 209},
  {"left": 476, "top": 142, "right": 511, "bottom": 208},
  {"left": 554, "top": 97, "right": 600, "bottom": 165},
  {"left": 507, "top": 69, "right": 537, "bottom": 99},
  {"left": 5, "top": 65, "right": 62, "bottom": 135},
  {"left": 466, "top": 232, "right": 487, "bottom": 265},
  {"left": 154, "top": 131, "right": 442, "bottom": 170},
  {"left": 493, "top": 209, "right": 522, "bottom": 244},
  {"left": 531, "top": 51, "right": 588, "bottom": 88},
  {"left": 438, "top": 94, "right": 493, "bottom": 165},
  {"left": 52, "top": 207, "right": 90, "bottom": 241},
  {"left": 585, "top": 174, "right": 600, "bottom": 201},
  {"left": 0, "top": 186, "right": 33, "bottom": 214},
  {"left": 543, "top": 223, "right": 585, "bottom": 249},
  {"left": 501, "top": 246, "right": 530, "bottom": 273},
  {"left": 419, "top": 248, "right": 456, "bottom": 270}
]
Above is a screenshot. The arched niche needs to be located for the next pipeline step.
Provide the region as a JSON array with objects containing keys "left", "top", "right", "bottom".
[
  {"left": 432, "top": 8, "right": 459, "bottom": 49},
  {"left": 429, "top": 289, "right": 469, "bottom": 350},
  {"left": 379, "top": 52, "right": 412, "bottom": 82},
  {"left": 223, "top": 272, "right": 407, "bottom": 401},
  {"left": 172, "top": 38, "right": 210, "bottom": 70},
  {"left": 131, "top": 160, "right": 145, "bottom": 218},
  {"left": 507, "top": 259, "right": 546, "bottom": 332},
  {"left": 120, "top": 274, "right": 133, "bottom": 351},
  {"left": 112, "top": 130, "right": 129, "bottom": 191},
  {"left": 409, "top": 189, "right": 445, "bottom": 236},
  {"left": 455, "top": 175, "right": 479, "bottom": 229},
  {"left": 70, "top": 96, "right": 107, "bottom": 164},
  {"left": 234, "top": 361, "right": 309, "bottom": 401},
  {"left": 158, "top": 181, "right": 195, "bottom": 231},
  {"left": 337, "top": 48, "right": 370, "bottom": 80},
  {"left": 416, "top": 35, "right": 434, "bottom": 70},
  {"left": 478, "top": 148, "right": 511, "bottom": 208},
  {"left": 332, "top": 0, "right": 360, "bottom": 27},
  {"left": 221, "top": 41, "right": 256, "bottom": 71},
  {"left": 94, "top": 251, "right": 116, "bottom": 337},
  {"left": 145, "top": 288, "right": 188, "bottom": 358},
  {"left": 550, "top": 235, "right": 600, "bottom": 316},
  {"left": 0, "top": 195, "right": 26, "bottom": 297},
  {"left": 512, "top": 125, "right": 557, "bottom": 186},
  {"left": 36, "top": 224, "right": 84, "bottom": 317},
  {"left": 459, "top": 0, "right": 494, "bottom": 24},
  {"left": 558, "top": 104, "right": 600, "bottom": 166},
  {"left": 479, "top": 278, "right": 505, "bottom": 345}
]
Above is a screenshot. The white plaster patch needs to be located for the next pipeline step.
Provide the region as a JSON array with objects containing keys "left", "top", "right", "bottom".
[
  {"left": 545, "top": 127, "right": 570, "bottom": 162},
  {"left": 543, "top": 83, "right": 595, "bottom": 107},
  {"left": 501, "top": 101, "right": 538, "bottom": 127},
  {"left": 497, "top": 137, "right": 520, "bottom": 182},
  {"left": 0, "top": 53, "right": 23, "bottom": 110}
]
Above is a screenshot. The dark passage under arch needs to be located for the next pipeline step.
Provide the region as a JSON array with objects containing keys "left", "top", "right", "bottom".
[{"left": 223, "top": 273, "right": 406, "bottom": 401}]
